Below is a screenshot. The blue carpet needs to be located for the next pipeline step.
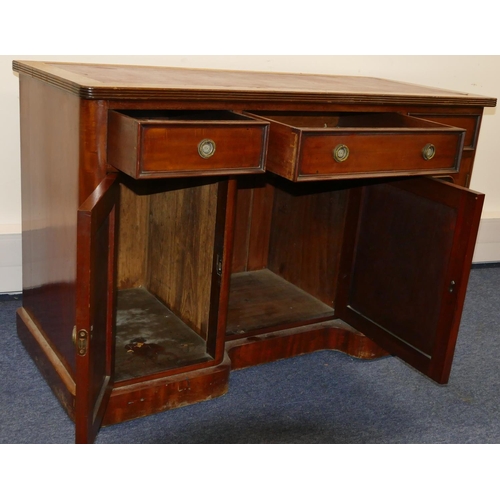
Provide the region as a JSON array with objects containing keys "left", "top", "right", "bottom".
[{"left": 1, "top": 267, "right": 499, "bottom": 444}]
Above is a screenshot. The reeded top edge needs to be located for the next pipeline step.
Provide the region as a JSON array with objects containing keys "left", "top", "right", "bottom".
[{"left": 12, "top": 60, "right": 497, "bottom": 107}]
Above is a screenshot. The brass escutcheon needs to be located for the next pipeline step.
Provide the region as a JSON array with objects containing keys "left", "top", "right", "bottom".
[{"left": 75, "top": 329, "right": 88, "bottom": 356}]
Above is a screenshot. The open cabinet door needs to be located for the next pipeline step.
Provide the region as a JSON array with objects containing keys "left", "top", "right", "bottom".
[
  {"left": 75, "top": 175, "right": 119, "bottom": 444},
  {"left": 336, "top": 177, "right": 483, "bottom": 384}
]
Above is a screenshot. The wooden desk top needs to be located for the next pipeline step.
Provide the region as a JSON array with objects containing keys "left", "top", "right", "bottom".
[{"left": 13, "top": 60, "right": 497, "bottom": 107}]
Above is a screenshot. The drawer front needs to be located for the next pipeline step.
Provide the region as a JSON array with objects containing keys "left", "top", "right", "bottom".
[
  {"left": 299, "top": 130, "right": 463, "bottom": 179},
  {"left": 247, "top": 112, "right": 465, "bottom": 182},
  {"left": 108, "top": 110, "right": 269, "bottom": 179}
]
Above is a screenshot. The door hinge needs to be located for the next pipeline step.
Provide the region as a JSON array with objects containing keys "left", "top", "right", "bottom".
[{"left": 73, "top": 327, "right": 89, "bottom": 356}]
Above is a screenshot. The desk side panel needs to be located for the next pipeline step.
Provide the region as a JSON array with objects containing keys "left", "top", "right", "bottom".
[{"left": 19, "top": 75, "right": 81, "bottom": 377}]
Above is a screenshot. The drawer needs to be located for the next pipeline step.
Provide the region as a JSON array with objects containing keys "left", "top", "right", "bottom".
[
  {"left": 107, "top": 110, "right": 269, "bottom": 179},
  {"left": 408, "top": 113, "right": 480, "bottom": 150},
  {"left": 247, "top": 112, "right": 466, "bottom": 182}
]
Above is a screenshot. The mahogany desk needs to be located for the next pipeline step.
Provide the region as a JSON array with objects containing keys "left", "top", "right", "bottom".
[{"left": 12, "top": 61, "right": 496, "bottom": 443}]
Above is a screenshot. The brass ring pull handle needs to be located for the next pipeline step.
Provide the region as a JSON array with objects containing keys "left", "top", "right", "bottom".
[
  {"left": 198, "top": 139, "right": 216, "bottom": 159},
  {"left": 422, "top": 143, "right": 436, "bottom": 161},
  {"left": 333, "top": 144, "right": 349, "bottom": 163}
]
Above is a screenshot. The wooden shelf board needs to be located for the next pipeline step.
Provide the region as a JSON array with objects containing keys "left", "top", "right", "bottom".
[
  {"left": 115, "top": 288, "right": 212, "bottom": 382},
  {"left": 227, "top": 269, "right": 335, "bottom": 336}
]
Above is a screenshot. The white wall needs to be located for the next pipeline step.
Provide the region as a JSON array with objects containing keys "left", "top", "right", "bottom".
[{"left": 1, "top": 55, "right": 499, "bottom": 292}]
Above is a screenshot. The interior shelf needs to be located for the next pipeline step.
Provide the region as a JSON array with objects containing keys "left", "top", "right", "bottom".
[
  {"left": 114, "top": 288, "right": 213, "bottom": 382},
  {"left": 226, "top": 269, "right": 335, "bottom": 337}
]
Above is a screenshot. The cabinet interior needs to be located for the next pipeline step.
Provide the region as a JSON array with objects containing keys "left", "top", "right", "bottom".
[
  {"left": 227, "top": 176, "right": 349, "bottom": 337},
  {"left": 115, "top": 178, "right": 219, "bottom": 382}
]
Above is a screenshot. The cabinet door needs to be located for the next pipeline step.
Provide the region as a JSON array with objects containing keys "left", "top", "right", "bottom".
[
  {"left": 75, "top": 175, "right": 119, "bottom": 444},
  {"left": 335, "top": 177, "right": 483, "bottom": 384}
]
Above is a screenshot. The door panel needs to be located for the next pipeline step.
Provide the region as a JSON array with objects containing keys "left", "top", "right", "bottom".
[
  {"left": 75, "top": 175, "right": 119, "bottom": 444},
  {"left": 336, "top": 177, "right": 483, "bottom": 383}
]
